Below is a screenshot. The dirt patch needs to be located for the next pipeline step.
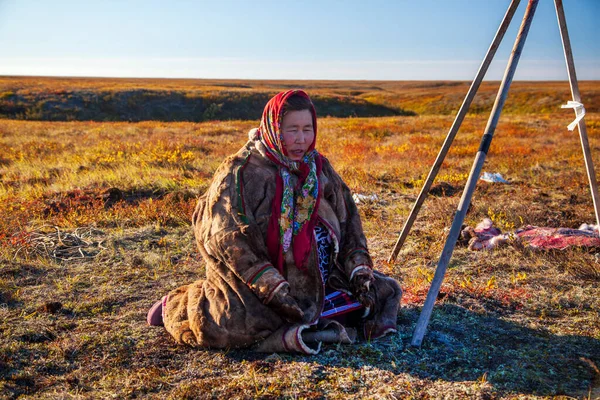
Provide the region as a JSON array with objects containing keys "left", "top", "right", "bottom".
[{"left": 429, "top": 182, "right": 459, "bottom": 197}]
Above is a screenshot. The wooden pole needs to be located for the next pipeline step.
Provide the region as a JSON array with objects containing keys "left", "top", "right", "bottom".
[
  {"left": 411, "top": 0, "right": 540, "bottom": 347},
  {"left": 388, "top": 0, "right": 522, "bottom": 264},
  {"left": 554, "top": 0, "right": 600, "bottom": 227}
]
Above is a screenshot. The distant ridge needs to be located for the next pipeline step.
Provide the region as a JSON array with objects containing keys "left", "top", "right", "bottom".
[{"left": 0, "top": 76, "right": 598, "bottom": 121}]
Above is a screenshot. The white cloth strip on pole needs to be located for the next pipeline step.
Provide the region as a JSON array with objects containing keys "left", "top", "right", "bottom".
[
  {"left": 554, "top": 0, "right": 600, "bottom": 227},
  {"left": 561, "top": 100, "right": 586, "bottom": 131},
  {"left": 411, "top": 0, "right": 540, "bottom": 348},
  {"left": 387, "top": 0, "right": 522, "bottom": 264}
]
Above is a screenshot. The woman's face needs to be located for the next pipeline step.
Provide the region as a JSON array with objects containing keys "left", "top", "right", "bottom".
[{"left": 281, "top": 109, "right": 315, "bottom": 161}]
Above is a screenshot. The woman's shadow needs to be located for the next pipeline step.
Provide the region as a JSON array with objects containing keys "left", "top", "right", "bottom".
[{"left": 228, "top": 304, "right": 600, "bottom": 397}]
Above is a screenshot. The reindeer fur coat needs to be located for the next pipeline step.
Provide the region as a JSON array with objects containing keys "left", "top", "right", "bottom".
[{"left": 162, "top": 132, "right": 402, "bottom": 354}]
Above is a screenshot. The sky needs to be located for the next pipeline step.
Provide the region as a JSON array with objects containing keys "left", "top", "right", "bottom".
[{"left": 0, "top": 0, "right": 598, "bottom": 81}]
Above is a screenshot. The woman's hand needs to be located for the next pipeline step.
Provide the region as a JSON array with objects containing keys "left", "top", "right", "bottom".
[
  {"left": 268, "top": 284, "right": 305, "bottom": 323},
  {"left": 351, "top": 266, "right": 376, "bottom": 309}
]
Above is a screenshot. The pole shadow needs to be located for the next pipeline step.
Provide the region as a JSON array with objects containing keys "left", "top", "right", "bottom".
[{"left": 227, "top": 304, "right": 599, "bottom": 397}]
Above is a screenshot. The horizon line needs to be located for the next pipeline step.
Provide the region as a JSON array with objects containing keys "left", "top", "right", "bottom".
[{"left": 2, "top": 74, "right": 599, "bottom": 83}]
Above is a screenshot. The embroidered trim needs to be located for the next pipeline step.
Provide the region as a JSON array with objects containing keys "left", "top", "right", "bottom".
[
  {"left": 282, "top": 327, "right": 291, "bottom": 353},
  {"left": 344, "top": 248, "right": 369, "bottom": 263},
  {"left": 265, "top": 280, "right": 288, "bottom": 304},
  {"left": 295, "top": 325, "right": 321, "bottom": 355},
  {"left": 161, "top": 295, "right": 168, "bottom": 320},
  {"left": 364, "top": 324, "right": 397, "bottom": 341},
  {"left": 294, "top": 327, "right": 303, "bottom": 352},
  {"left": 371, "top": 325, "right": 397, "bottom": 340},
  {"left": 248, "top": 263, "right": 274, "bottom": 286},
  {"left": 349, "top": 265, "right": 371, "bottom": 281}
]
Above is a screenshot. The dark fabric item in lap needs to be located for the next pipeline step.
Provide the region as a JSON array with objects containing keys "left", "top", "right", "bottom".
[{"left": 315, "top": 223, "right": 364, "bottom": 321}]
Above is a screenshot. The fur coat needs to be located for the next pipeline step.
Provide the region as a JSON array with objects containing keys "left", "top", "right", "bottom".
[{"left": 162, "top": 133, "right": 402, "bottom": 354}]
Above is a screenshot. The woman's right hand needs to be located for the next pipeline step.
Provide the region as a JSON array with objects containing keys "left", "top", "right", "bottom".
[
  {"left": 351, "top": 267, "right": 376, "bottom": 309},
  {"left": 268, "top": 284, "right": 304, "bottom": 323}
]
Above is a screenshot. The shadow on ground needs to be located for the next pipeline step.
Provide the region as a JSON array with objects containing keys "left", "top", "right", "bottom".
[{"left": 228, "top": 304, "right": 600, "bottom": 397}]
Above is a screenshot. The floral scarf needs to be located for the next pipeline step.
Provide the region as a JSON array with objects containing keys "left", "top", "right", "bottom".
[{"left": 259, "top": 90, "right": 322, "bottom": 272}]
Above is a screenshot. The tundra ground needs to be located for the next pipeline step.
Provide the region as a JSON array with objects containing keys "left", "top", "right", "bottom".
[{"left": 1, "top": 79, "right": 599, "bottom": 399}]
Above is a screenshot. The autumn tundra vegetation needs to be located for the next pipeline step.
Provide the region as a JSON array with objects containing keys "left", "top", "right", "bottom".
[{"left": 1, "top": 76, "right": 599, "bottom": 398}]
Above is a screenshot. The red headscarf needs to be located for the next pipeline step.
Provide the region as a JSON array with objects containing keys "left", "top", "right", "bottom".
[{"left": 259, "top": 90, "right": 322, "bottom": 273}]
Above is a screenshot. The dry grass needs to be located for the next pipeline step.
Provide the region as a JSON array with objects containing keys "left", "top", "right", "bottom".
[{"left": 1, "top": 78, "right": 599, "bottom": 399}]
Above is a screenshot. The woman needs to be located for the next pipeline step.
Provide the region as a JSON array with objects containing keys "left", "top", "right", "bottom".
[{"left": 147, "top": 90, "right": 402, "bottom": 354}]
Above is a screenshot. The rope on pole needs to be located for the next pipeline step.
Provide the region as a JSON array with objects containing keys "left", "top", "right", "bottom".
[{"left": 554, "top": 0, "right": 600, "bottom": 228}]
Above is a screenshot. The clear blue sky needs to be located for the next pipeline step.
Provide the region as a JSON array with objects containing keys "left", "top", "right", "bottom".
[{"left": 0, "top": 0, "right": 598, "bottom": 80}]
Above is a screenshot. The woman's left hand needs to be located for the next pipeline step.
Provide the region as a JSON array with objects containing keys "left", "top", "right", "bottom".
[
  {"left": 268, "top": 283, "right": 305, "bottom": 323},
  {"left": 351, "top": 267, "right": 376, "bottom": 309}
]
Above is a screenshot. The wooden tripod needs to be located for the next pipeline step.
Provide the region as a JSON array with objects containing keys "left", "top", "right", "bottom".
[{"left": 387, "top": 0, "right": 600, "bottom": 346}]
